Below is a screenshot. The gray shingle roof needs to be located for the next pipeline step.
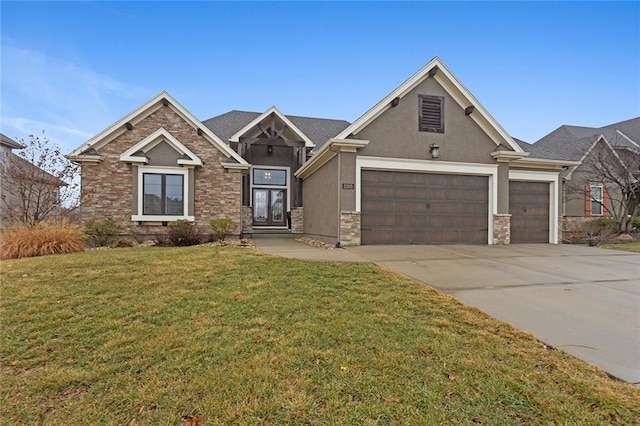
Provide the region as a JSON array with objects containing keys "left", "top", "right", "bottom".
[
  {"left": 202, "top": 110, "right": 351, "bottom": 153},
  {"left": 533, "top": 117, "right": 640, "bottom": 160}
]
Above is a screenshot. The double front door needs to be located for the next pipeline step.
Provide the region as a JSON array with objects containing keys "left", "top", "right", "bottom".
[{"left": 253, "top": 189, "right": 286, "bottom": 226}]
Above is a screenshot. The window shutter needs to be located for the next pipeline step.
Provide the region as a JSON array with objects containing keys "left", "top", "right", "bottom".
[
  {"left": 603, "top": 186, "right": 610, "bottom": 217},
  {"left": 419, "top": 95, "right": 444, "bottom": 133},
  {"left": 585, "top": 184, "right": 591, "bottom": 215}
]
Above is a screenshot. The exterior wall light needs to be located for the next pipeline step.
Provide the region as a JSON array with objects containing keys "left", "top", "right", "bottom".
[{"left": 430, "top": 143, "right": 440, "bottom": 159}]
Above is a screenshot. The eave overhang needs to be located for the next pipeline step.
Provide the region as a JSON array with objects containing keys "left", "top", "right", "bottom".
[{"left": 295, "top": 138, "right": 369, "bottom": 179}]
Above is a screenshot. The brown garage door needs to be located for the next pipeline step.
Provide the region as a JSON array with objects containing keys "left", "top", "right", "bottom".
[
  {"left": 361, "top": 171, "right": 489, "bottom": 244},
  {"left": 509, "top": 181, "right": 549, "bottom": 243}
]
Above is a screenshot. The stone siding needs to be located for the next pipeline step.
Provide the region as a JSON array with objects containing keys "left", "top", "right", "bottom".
[
  {"left": 291, "top": 207, "right": 304, "bottom": 233},
  {"left": 492, "top": 214, "right": 511, "bottom": 245},
  {"left": 339, "top": 211, "right": 361, "bottom": 246},
  {"left": 81, "top": 105, "right": 241, "bottom": 238},
  {"left": 241, "top": 206, "right": 253, "bottom": 235}
]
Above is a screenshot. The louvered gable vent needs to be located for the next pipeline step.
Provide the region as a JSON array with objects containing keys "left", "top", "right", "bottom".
[{"left": 419, "top": 94, "right": 444, "bottom": 133}]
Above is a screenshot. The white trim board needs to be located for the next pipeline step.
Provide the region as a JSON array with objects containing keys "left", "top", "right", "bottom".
[
  {"left": 509, "top": 169, "right": 560, "bottom": 244},
  {"left": 120, "top": 128, "right": 202, "bottom": 166},
  {"left": 355, "top": 156, "right": 499, "bottom": 244},
  {"left": 336, "top": 57, "right": 523, "bottom": 153},
  {"left": 229, "top": 106, "right": 314, "bottom": 148}
]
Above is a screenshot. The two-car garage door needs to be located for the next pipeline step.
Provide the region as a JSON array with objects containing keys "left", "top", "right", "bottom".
[{"left": 361, "top": 170, "right": 489, "bottom": 244}]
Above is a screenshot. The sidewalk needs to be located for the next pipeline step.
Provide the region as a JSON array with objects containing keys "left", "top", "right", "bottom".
[{"left": 252, "top": 234, "right": 367, "bottom": 262}]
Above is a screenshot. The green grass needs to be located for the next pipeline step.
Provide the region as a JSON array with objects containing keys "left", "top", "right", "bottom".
[
  {"left": 2, "top": 247, "right": 639, "bottom": 425},
  {"left": 601, "top": 242, "right": 640, "bottom": 253}
]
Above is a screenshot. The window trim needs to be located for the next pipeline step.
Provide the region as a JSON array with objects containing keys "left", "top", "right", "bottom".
[
  {"left": 132, "top": 166, "right": 194, "bottom": 222},
  {"left": 590, "top": 184, "right": 604, "bottom": 216},
  {"left": 418, "top": 94, "right": 444, "bottom": 133}
]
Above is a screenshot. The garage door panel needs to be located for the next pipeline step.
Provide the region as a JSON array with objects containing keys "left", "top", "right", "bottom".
[
  {"left": 361, "top": 170, "right": 488, "bottom": 244},
  {"left": 510, "top": 181, "right": 550, "bottom": 243}
]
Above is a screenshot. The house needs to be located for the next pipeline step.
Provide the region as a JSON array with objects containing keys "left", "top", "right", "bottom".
[
  {"left": 531, "top": 118, "right": 640, "bottom": 233},
  {"left": 68, "top": 57, "right": 575, "bottom": 245},
  {"left": 0, "top": 133, "right": 63, "bottom": 226}
]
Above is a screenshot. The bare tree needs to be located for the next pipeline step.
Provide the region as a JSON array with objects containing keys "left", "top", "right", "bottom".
[
  {"left": 1, "top": 131, "right": 80, "bottom": 227},
  {"left": 566, "top": 137, "right": 640, "bottom": 233}
]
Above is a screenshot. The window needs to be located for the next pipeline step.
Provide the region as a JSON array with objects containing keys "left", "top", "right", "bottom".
[
  {"left": 143, "top": 173, "right": 184, "bottom": 215},
  {"left": 133, "top": 166, "right": 192, "bottom": 222},
  {"left": 590, "top": 185, "right": 603, "bottom": 216},
  {"left": 419, "top": 95, "right": 444, "bottom": 133},
  {"left": 253, "top": 168, "right": 286, "bottom": 186}
]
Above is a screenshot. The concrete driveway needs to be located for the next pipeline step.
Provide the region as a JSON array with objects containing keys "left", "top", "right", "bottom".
[{"left": 345, "top": 244, "right": 640, "bottom": 384}]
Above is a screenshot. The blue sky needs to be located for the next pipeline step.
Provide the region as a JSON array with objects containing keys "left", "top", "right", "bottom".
[{"left": 1, "top": 1, "right": 639, "bottom": 154}]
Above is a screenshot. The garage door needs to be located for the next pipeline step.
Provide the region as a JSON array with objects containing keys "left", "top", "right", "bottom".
[
  {"left": 361, "top": 171, "right": 489, "bottom": 244},
  {"left": 509, "top": 181, "right": 550, "bottom": 243}
]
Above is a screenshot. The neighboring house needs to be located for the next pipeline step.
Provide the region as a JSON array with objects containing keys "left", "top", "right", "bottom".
[
  {"left": 68, "top": 57, "right": 574, "bottom": 245},
  {"left": 530, "top": 118, "right": 640, "bottom": 232},
  {"left": 0, "top": 133, "right": 63, "bottom": 226}
]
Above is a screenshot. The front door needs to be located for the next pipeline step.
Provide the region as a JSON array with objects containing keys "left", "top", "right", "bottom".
[{"left": 253, "top": 189, "right": 286, "bottom": 226}]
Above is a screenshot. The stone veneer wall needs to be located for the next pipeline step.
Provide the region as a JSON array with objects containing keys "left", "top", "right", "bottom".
[
  {"left": 561, "top": 216, "right": 594, "bottom": 243},
  {"left": 291, "top": 207, "right": 303, "bottom": 233},
  {"left": 339, "top": 211, "right": 361, "bottom": 246},
  {"left": 492, "top": 214, "right": 511, "bottom": 245},
  {"left": 81, "top": 104, "right": 242, "bottom": 238},
  {"left": 241, "top": 206, "right": 253, "bottom": 235}
]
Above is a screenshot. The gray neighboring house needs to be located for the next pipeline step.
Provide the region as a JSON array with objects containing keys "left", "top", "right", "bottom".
[
  {"left": 0, "top": 133, "right": 63, "bottom": 226},
  {"left": 69, "top": 57, "right": 575, "bottom": 245},
  {"left": 530, "top": 118, "right": 640, "bottom": 231}
]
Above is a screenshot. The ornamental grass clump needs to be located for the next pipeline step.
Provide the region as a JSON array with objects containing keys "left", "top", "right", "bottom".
[{"left": 0, "top": 220, "right": 84, "bottom": 259}]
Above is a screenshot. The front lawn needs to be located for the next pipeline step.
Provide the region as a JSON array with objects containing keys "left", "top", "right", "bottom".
[
  {"left": 1, "top": 246, "right": 638, "bottom": 424},
  {"left": 601, "top": 242, "right": 640, "bottom": 253}
]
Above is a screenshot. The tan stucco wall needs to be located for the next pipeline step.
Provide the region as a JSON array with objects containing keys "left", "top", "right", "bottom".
[
  {"left": 303, "top": 155, "right": 339, "bottom": 243},
  {"left": 354, "top": 77, "right": 498, "bottom": 164},
  {"left": 81, "top": 105, "right": 241, "bottom": 237}
]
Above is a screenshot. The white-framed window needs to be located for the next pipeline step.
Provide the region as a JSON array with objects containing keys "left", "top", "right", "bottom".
[
  {"left": 132, "top": 166, "right": 194, "bottom": 222},
  {"left": 590, "top": 185, "right": 603, "bottom": 216}
]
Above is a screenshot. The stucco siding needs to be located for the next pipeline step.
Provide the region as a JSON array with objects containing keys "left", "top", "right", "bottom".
[
  {"left": 303, "top": 155, "right": 339, "bottom": 243},
  {"left": 354, "top": 77, "right": 497, "bottom": 164}
]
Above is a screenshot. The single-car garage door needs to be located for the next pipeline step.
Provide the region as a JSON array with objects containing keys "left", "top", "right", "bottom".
[
  {"left": 361, "top": 171, "right": 489, "bottom": 244},
  {"left": 509, "top": 181, "right": 550, "bottom": 243}
]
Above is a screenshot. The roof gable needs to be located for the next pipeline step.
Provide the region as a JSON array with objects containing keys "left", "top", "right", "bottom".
[
  {"left": 0, "top": 133, "right": 25, "bottom": 149},
  {"left": 68, "top": 91, "right": 247, "bottom": 165},
  {"left": 202, "top": 110, "right": 350, "bottom": 153},
  {"left": 335, "top": 57, "right": 523, "bottom": 153},
  {"left": 229, "top": 106, "right": 314, "bottom": 148},
  {"left": 119, "top": 128, "right": 202, "bottom": 166}
]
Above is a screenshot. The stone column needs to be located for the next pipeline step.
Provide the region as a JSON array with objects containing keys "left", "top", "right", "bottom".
[
  {"left": 291, "top": 207, "right": 304, "bottom": 233},
  {"left": 241, "top": 206, "right": 253, "bottom": 235},
  {"left": 493, "top": 214, "right": 511, "bottom": 245},
  {"left": 340, "top": 211, "right": 361, "bottom": 246}
]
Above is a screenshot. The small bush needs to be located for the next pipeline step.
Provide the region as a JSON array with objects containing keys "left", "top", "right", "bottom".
[
  {"left": 84, "top": 218, "right": 121, "bottom": 247},
  {"left": 210, "top": 218, "right": 235, "bottom": 241},
  {"left": 0, "top": 220, "right": 84, "bottom": 259},
  {"left": 167, "top": 220, "right": 202, "bottom": 246},
  {"left": 581, "top": 219, "right": 617, "bottom": 246}
]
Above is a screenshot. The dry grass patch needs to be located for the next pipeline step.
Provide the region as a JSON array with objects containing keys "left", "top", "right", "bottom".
[
  {"left": 0, "top": 220, "right": 83, "bottom": 259},
  {"left": 601, "top": 242, "right": 640, "bottom": 253},
  {"left": 1, "top": 246, "right": 639, "bottom": 424}
]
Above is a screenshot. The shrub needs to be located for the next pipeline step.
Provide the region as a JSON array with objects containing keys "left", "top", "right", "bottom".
[
  {"left": 84, "top": 218, "right": 121, "bottom": 247},
  {"left": 209, "top": 218, "right": 235, "bottom": 241},
  {"left": 167, "top": 220, "right": 202, "bottom": 246},
  {"left": 0, "top": 220, "right": 84, "bottom": 259},
  {"left": 581, "top": 218, "right": 617, "bottom": 246}
]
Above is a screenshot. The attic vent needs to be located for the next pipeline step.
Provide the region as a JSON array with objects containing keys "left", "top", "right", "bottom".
[{"left": 418, "top": 95, "right": 444, "bottom": 133}]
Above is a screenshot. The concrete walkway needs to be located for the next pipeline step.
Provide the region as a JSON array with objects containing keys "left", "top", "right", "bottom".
[{"left": 253, "top": 236, "right": 640, "bottom": 383}]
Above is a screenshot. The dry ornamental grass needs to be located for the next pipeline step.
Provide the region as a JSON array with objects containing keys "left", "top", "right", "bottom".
[{"left": 0, "top": 220, "right": 84, "bottom": 259}]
